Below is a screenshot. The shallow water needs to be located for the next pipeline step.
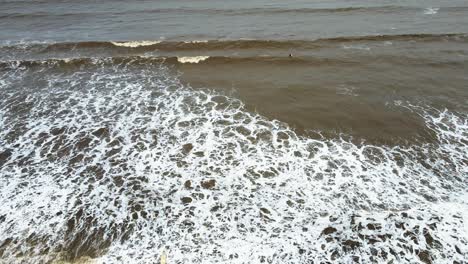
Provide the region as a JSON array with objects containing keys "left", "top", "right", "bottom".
[{"left": 0, "top": 1, "right": 467, "bottom": 263}]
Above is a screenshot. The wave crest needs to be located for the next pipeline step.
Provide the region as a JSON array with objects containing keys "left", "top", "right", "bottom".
[
  {"left": 177, "top": 56, "right": 210, "bottom": 63},
  {"left": 111, "top": 40, "right": 162, "bottom": 48}
]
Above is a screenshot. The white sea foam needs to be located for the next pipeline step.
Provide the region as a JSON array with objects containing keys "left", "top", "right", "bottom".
[
  {"left": 336, "top": 84, "right": 358, "bottom": 96},
  {"left": 111, "top": 40, "right": 162, "bottom": 48},
  {"left": 383, "top": 41, "right": 393, "bottom": 46},
  {"left": 0, "top": 58, "right": 466, "bottom": 263},
  {"left": 424, "top": 7, "right": 439, "bottom": 15},
  {"left": 177, "top": 56, "right": 210, "bottom": 63}
]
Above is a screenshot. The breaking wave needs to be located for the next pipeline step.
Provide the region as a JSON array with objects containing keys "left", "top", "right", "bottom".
[
  {"left": 0, "top": 57, "right": 467, "bottom": 263},
  {"left": 1, "top": 55, "right": 466, "bottom": 71},
  {"left": 1, "top": 33, "right": 467, "bottom": 55},
  {"left": 111, "top": 41, "right": 163, "bottom": 48},
  {"left": 177, "top": 56, "right": 210, "bottom": 64}
]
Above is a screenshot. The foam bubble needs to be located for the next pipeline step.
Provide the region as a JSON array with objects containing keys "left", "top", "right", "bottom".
[{"left": 0, "top": 58, "right": 466, "bottom": 263}]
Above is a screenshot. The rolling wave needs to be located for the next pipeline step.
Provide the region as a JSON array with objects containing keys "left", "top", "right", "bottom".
[
  {"left": 1, "top": 33, "right": 467, "bottom": 53},
  {"left": 1, "top": 54, "right": 466, "bottom": 71},
  {"left": 3, "top": 6, "right": 468, "bottom": 19}
]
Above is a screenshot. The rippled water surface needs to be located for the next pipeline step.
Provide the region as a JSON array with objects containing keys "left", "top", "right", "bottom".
[{"left": 0, "top": 1, "right": 467, "bottom": 263}]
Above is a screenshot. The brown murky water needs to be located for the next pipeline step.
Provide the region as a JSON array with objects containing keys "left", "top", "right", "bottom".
[
  {"left": 176, "top": 36, "right": 468, "bottom": 144},
  {"left": 1, "top": 1, "right": 467, "bottom": 263}
]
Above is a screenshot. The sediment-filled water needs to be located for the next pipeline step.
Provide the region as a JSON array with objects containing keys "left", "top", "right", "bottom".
[{"left": 0, "top": 1, "right": 467, "bottom": 263}]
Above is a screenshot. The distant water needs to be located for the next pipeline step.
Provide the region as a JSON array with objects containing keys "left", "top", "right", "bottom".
[{"left": 0, "top": 1, "right": 467, "bottom": 263}]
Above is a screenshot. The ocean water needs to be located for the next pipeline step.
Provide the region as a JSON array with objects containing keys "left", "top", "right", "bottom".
[{"left": 0, "top": 1, "right": 467, "bottom": 263}]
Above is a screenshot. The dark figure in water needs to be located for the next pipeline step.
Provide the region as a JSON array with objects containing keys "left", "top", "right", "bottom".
[{"left": 289, "top": 53, "right": 293, "bottom": 57}]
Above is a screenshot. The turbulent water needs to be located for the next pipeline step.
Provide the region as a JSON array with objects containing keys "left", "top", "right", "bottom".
[{"left": 1, "top": 1, "right": 468, "bottom": 264}]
